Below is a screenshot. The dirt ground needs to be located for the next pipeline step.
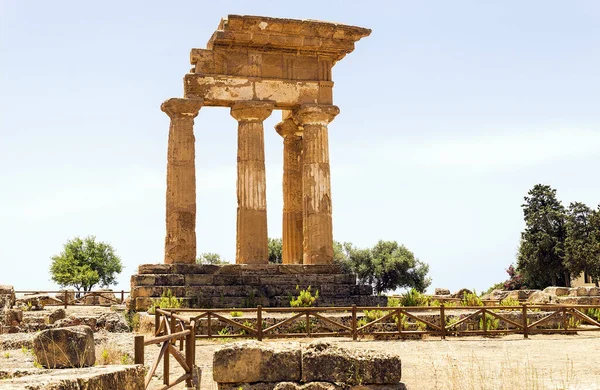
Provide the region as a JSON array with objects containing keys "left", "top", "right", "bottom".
[{"left": 2, "top": 306, "right": 600, "bottom": 389}]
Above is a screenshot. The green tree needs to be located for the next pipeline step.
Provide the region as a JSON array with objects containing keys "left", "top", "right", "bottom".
[
  {"left": 196, "top": 252, "right": 229, "bottom": 265},
  {"left": 50, "top": 236, "right": 123, "bottom": 292},
  {"left": 268, "top": 238, "right": 283, "bottom": 264},
  {"left": 565, "top": 203, "right": 600, "bottom": 286},
  {"left": 516, "top": 184, "right": 569, "bottom": 288},
  {"left": 341, "top": 240, "right": 431, "bottom": 294}
]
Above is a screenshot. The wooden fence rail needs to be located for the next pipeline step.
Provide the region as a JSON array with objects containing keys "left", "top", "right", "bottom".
[{"left": 151, "top": 303, "right": 600, "bottom": 341}]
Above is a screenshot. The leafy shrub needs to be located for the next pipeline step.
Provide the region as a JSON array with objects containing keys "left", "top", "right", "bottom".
[
  {"left": 230, "top": 311, "right": 243, "bottom": 317},
  {"left": 500, "top": 297, "right": 521, "bottom": 307},
  {"left": 399, "top": 288, "right": 430, "bottom": 307},
  {"left": 387, "top": 296, "right": 401, "bottom": 307},
  {"left": 479, "top": 313, "right": 499, "bottom": 331},
  {"left": 461, "top": 291, "right": 483, "bottom": 306},
  {"left": 363, "top": 308, "right": 388, "bottom": 322},
  {"left": 290, "top": 286, "right": 319, "bottom": 307},
  {"left": 148, "top": 289, "right": 183, "bottom": 314},
  {"left": 585, "top": 308, "right": 600, "bottom": 322}
]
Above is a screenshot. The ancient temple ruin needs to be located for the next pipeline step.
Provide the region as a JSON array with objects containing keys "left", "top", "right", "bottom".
[{"left": 130, "top": 15, "right": 384, "bottom": 309}]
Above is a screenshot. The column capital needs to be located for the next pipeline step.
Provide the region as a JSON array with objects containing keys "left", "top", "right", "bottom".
[
  {"left": 293, "top": 104, "right": 340, "bottom": 126},
  {"left": 161, "top": 98, "right": 203, "bottom": 119},
  {"left": 275, "top": 118, "right": 301, "bottom": 138},
  {"left": 231, "top": 101, "right": 274, "bottom": 123}
]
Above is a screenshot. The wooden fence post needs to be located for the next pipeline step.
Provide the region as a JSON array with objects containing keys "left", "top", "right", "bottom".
[
  {"left": 562, "top": 307, "right": 568, "bottom": 332},
  {"left": 257, "top": 306, "right": 263, "bottom": 341},
  {"left": 351, "top": 305, "right": 357, "bottom": 341},
  {"left": 185, "top": 324, "right": 194, "bottom": 388},
  {"left": 207, "top": 312, "right": 212, "bottom": 339},
  {"left": 522, "top": 303, "right": 528, "bottom": 339},
  {"left": 154, "top": 307, "right": 161, "bottom": 336},
  {"left": 134, "top": 335, "right": 144, "bottom": 365},
  {"left": 120, "top": 290, "right": 125, "bottom": 303},
  {"left": 63, "top": 290, "right": 68, "bottom": 309},
  {"left": 440, "top": 304, "right": 446, "bottom": 340},
  {"left": 482, "top": 308, "right": 488, "bottom": 337}
]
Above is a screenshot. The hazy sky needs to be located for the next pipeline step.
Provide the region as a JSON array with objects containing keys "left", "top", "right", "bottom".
[{"left": 1, "top": 1, "right": 599, "bottom": 294}]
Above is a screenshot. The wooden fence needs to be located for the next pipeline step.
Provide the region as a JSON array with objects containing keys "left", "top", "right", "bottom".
[
  {"left": 135, "top": 308, "right": 196, "bottom": 390},
  {"left": 134, "top": 304, "right": 600, "bottom": 389}
]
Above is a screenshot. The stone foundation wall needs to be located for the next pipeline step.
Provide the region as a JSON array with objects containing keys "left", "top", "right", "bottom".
[{"left": 130, "top": 264, "right": 385, "bottom": 310}]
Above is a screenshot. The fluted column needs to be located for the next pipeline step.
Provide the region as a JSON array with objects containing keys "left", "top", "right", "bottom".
[
  {"left": 293, "top": 104, "right": 340, "bottom": 264},
  {"left": 161, "top": 98, "right": 203, "bottom": 264},
  {"left": 276, "top": 117, "right": 303, "bottom": 264},
  {"left": 231, "top": 101, "right": 274, "bottom": 264}
]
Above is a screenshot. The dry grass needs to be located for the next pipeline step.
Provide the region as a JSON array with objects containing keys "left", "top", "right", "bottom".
[{"left": 96, "top": 340, "right": 131, "bottom": 365}]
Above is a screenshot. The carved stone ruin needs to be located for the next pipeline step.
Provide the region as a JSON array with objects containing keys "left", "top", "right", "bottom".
[{"left": 130, "top": 15, "right": 384, "bottom": 309}]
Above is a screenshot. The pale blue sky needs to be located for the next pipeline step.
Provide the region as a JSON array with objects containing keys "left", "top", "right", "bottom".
[{"left": 1, "top": 1, "right": 599, "bottom": 294}]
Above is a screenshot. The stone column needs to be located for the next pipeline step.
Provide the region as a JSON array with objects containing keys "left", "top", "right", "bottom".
[
  {"left": 275, "top": 117, "right": 303, "bottom": 264},
  {"left": 161, "top": 98, "right": 204, "bottom": 264},
  {"left": 293, "top": 104, "right": 340, "bottom": 265},
  {"left": 231, "top": 102, "right": 274, "bottom": 264}
]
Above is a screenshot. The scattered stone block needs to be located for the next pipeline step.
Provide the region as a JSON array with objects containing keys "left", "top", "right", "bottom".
[
  {"left": 3, "top": 308, "right": 23, "bottom": 326},
  {"left": 434, "top": 288, "right": 450, "bottom": 295},
  {"left": 451, "top": 288, "right": 473, "bottom": 299},
  {"left": 48, "top": 308, "right": 66, "bottom": 324},
  {"left": 33, "top": 325, "right": 95, "bottom": 369},
  {"left": 97, "top": 312, "right": 129, "bottom": 332},
  {"left": 302, "top": 342, "right": 401, "bottom": 385},
  {"left": 527, "top": 291, "right": 552, "bottom": 304},
  {"left": 213, "top": 341, "right": 302, "bottom": 383},
  {"left": 54, "top": 315, "right": 97, "bottom": 331},
  {"left": 570, "top": 287, "right": 589, "bottom": 297},
  {"left": 543, "top": 287, "right": 569, "bottom": 296},
  {"left": 0, "top": 285, "right": 15, "bottom": 309},
  {"left": 0, "top": 365, "right": 145, "bottom": 390}
]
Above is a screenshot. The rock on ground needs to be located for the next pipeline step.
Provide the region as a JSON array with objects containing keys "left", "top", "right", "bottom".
[
  {"left": 302, "top": 342, "right": 402, "bottom": 385},
  {"left": 33, "top": 325, "right": 95, "bottom": 369},
  {"left": 96, "top": 312, "right": 129, "bottom": 332},
  {"left": 213, "top": 340, "right": 302, "bottom": 383},
  {"left": 0, "top": 285, "right": 15, "bottom": 309},
  {"left": 0, "top": 365, "right": 145, "bottom": 390}
]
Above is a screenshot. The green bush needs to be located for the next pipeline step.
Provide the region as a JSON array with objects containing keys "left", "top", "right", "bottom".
[
  {"left": 363, "top": 308, "right": 388, "bottom": 322},
  {"left": 500, "top": 297, "right": 521, "bottom": 307},
  {"left": 461, "top": 291, "right": 483, "bottom": 307},
  {"left": 290, "top": 286, "right": 319, "bottom": 307},
  {"left": 230, "top": 311, "right": 243, "bottom": 317},
  {"left": 399, "top": 288, "right": 430, "bottom": 307},
  {"left": 148, "top": 289, "right": 183, "bottom": 314},
  {"left": 387, "top": 296, "right": 401, "bottom": 307},
  {"left": 479, "top": 313, "right": 499, "bottom": 331}
]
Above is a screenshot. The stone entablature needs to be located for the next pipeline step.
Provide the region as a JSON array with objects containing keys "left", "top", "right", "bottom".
[{"left": 162, "top": 15, "right": 370, "bottom": 266}]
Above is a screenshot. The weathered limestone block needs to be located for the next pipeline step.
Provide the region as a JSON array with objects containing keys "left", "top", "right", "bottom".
[
  {"left": 3, "top": 308, "right": 23, "bottom": 326},
  {"left": 570, "top": 287, "right": 590, "bottom": 297},
  {"left": 0, "top": 365, "right": 145, "bottom": 390},
  {"left": 15, "top": 294, "right": 48, "bottom": 310},
  {"left": 54, "top": 315, "right": 97, "bottom": 331},
  {"left": 451, "top": 288, "right": 473, "bottom": 299},
  {"left": 527, "top": 291, "right": 552, "bottom": 304},
  {"left": 138, "top": 264, "right": 173, "bottom": 274},
  {"left": 435, "top": 288, "right": 450, "bottom": 295},
  {"left": 48, "top": 308, "right": 66, "bottom": 324},
  {"left": 0, "top": 285, "right": 15, "bottom": 308},
  {"left": 97, "top": 312, "right": 129, "bottom": 332},
  {"left": 302, "top": 342, "right": 402, "bottom": 385},
  {"left": 33, "top": 325, "right": 95, "bottom": 369},
  {"left": 213, "top": 341, "right": 301, "bottom": 383},
  {"left": 544, "top": 287, "right": 570, "bottom": 296}
]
